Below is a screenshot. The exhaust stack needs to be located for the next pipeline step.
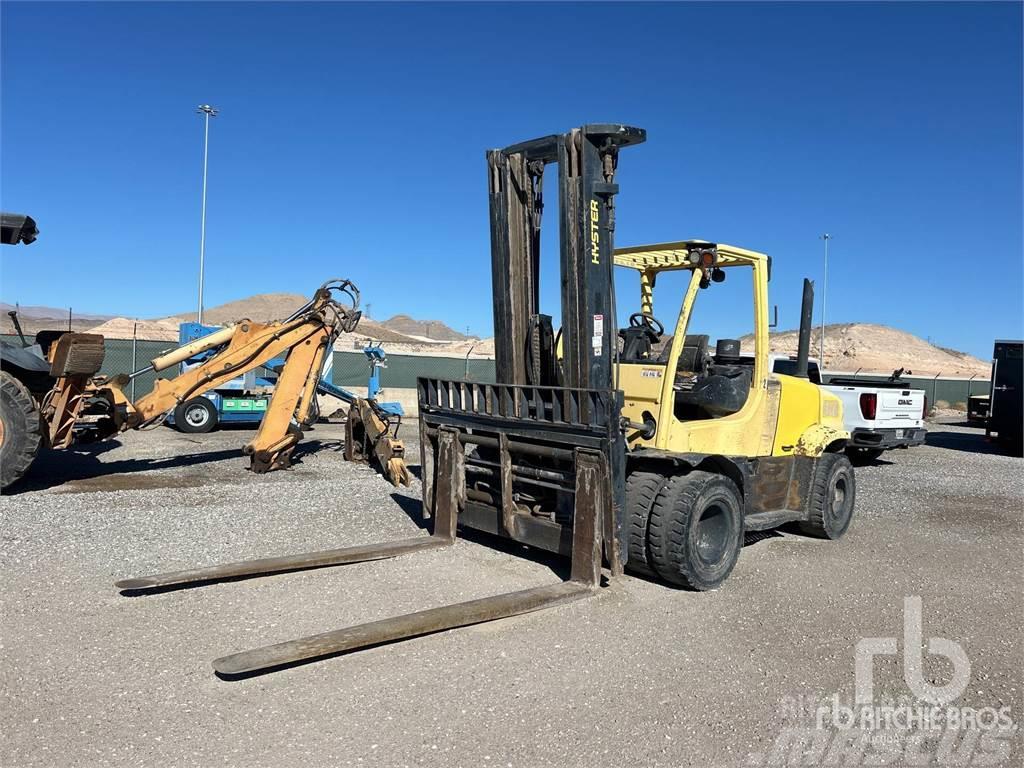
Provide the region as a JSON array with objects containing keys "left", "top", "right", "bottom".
[{"left": 794, "top": 278, "right": 814, "bottom": 379}]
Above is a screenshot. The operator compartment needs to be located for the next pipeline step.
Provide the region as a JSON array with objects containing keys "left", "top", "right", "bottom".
[
  {"left": 613, "top": 240, "right": 768, "bottom": 449},
  {"left": 673, "top": 338, "right": 752, "bottom": 420}
]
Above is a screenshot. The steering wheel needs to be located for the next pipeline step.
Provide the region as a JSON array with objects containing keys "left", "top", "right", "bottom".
[{"left": 628, "top": 312, "right": 665, "bottom": 337}]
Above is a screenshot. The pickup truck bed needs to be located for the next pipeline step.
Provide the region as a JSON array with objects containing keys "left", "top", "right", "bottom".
[{"left": 769, "top": 356, "right": 927, "bottom": 462}]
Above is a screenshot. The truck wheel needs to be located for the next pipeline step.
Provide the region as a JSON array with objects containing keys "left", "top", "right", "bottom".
[
  {"left": 647, "top": 471, "right": 744, "bottom": 590},
  {"left": 174, "top": 397, "right": 218, "bottom": 434},
  {"left": 845, "top": 447, "right": 883, "bottom": 465},
  {"left": 624, "top": 470, "right": 668, "bottom": 577},
  {"left": 1, "top": 371, "right": 42, "bottom": 490},
  {"left": 800, "top": 453, "right": 856, "bottom": 539}
]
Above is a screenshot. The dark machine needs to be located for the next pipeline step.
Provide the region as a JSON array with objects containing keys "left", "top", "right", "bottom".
[{"left": 986, "top": 340, "right": 1023, "bottom": 455}]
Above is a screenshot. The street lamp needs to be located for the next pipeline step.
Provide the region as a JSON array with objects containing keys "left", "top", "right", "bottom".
[
  {"left": 819, "top": 233, "right": 831, "bottom": 365},
  {"left": 196, "top": 104, "right": 218, "bottom": 324}
]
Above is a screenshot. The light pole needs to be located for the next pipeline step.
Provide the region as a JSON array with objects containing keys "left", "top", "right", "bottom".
[
  {"left": 819, "top": 233, "right": 831, "bottom": 365},
  {"left": 196, "top": 104, "right": 218, "bottom": 324}
]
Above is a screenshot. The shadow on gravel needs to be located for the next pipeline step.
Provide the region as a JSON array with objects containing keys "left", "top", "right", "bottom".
[
  {"left": 9, "top": 438, "right": 340, "bottom": 494},
  {"left": 390, "top": 492, "right": 577, "bottom": 580},
  {"left": 926, "top": 430, "right": 1006, "bottom": 456}
]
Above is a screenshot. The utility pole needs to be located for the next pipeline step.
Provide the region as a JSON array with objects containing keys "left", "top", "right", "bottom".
[
  {"left": 819, "top": 233, "right": 831, "bottom": 365},
  {"left": 196, "top": 104, "right": 218, "bottom": 324}
]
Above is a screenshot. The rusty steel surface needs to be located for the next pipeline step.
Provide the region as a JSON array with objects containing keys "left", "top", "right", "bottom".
[
  {"left": 212, "top": 580, "right": 594, "bottom": 676},
  {"left": 115, "top": 536, "right": 451, "bottom": 591},
  {"left": 48, "top": 333, "right": 105, "bottom": 378},
  {"left": 116, "top": 404, "right": 611, "bottom": 677},
  {"left": 208, "top": 436, "right": 608, "bottom": 676}
]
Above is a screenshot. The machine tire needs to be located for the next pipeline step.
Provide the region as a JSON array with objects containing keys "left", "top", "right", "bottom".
[
  {"left": 800, "top": 453, "right": 856, "bottom": 539},
  {"left": 647, "top": 471, "right": 744, "bottom": 590},
  {"left": 0, "top": 371, "right": 42, "bottom": 490},
  {"left": 174, "top": 396, "right": 218, "bottom": 434},
  {"left": 845, "top": 446, "right": 883, "bottom": 465},
  {"left": 624, "top": 470, "right": 668, "bottom": 577}
]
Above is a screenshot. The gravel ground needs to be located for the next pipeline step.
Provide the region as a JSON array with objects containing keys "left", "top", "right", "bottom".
[{"left": 1, "top": 418, "right": 1021, "bottom": 767}]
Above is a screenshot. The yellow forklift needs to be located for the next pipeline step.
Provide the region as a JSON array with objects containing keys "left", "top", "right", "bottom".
[{"left": 117, "top": 124, "right": 854, "bottom": 676}]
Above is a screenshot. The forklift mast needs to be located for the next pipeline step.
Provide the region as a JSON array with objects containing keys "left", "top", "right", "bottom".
[{"left": 488, "top": 124, "right": 646, "bottom": 390}]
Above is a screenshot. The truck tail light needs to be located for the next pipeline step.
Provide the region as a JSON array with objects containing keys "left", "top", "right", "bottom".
[{"left": 859, "top": 392, "right": 877, "bottom": 420}]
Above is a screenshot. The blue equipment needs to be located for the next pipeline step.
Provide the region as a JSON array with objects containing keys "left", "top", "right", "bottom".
[{"left": 167, "top": 322, "right": 402, "bottom": 433}]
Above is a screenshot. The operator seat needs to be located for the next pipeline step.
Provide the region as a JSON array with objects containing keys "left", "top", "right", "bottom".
[
  {"left": 656, "top": 334, "right": 710, "bottom": 372},
  {"left": 674, "top": 338, "right": 752, "bottom": 419}
]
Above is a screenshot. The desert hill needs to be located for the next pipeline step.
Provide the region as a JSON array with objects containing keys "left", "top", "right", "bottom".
[
  {"left": 73, "top": 293, "right": 426, "bottom": 344},
  {"left": 169, "top": 293, "right": 308, "bottom": 325},
  {"left": 739, "top": 323, "right": 989, "bottom": 377},
  {"left": 3, "top": 292, "right": 992, "bottom": 378},
  {"left": 0, "top": 302, "right": 113, "bottom": 322},
  {"left": 1, "top": 302, "right": 115, "bottom": 337},
  {"left": 380, "top": 314, "right": 469, "bottom": 342}
]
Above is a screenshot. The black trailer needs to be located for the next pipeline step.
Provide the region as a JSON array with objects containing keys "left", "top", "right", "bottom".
[{"left": 986, "top": 340, "right": 1023, "bottom": 456}]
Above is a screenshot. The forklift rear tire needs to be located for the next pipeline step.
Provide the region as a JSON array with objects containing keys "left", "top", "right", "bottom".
[
  {"left": 625, "top": 470, "right": 668, "bottom": 577},
  {"left": 174, "top": 397, "right": 218, "bottom": 434},
  {"left": 1, "top": 371, "right": 42, "bottom": 490},
  {"left": 647, "top": 471, "right": 744, "bottom": 590},
  {"left": 800, "top": 453, "right": 856, "bottom": 539}
]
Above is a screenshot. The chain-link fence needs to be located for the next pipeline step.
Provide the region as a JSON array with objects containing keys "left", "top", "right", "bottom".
[
  {"left": 821, "top": 371, "right": 990, "bottom": 410},
  {"left": 2, "top": 334, "right": 989, "bottom": 409},
  {"left": 330, "top": 351, "right": 495, "bottom": 389}
]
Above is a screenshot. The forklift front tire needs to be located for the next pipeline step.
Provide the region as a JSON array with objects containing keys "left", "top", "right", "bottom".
[
  {"left": 625, "top": 470, "right": 668, "bottom": 578},
  {"left": 174, "top": 397, "right": 218, "bottom": 434},
  {"left": 800, "top": 453, "right": 856, "bottom": 539},
  {"left": 647, "top": 471, "right": 744, "bottom": 591}
]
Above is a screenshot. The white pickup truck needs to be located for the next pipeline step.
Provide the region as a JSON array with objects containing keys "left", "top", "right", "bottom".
[{"left": 769, "top": 355, "right": 928, "bottom": 463}]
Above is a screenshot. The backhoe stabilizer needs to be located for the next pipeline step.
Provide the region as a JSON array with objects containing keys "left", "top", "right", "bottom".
[{"left": 344, "top": 398, "right": 411, "bottom": 486}]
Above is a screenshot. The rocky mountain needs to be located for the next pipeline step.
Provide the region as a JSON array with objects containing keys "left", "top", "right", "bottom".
[{"left": 739, "top": 323, "right": 990, "bottom": 377}]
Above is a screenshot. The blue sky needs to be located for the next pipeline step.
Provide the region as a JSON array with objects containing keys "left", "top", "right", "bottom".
[{"left": 2, "top": 2, "right": 1020, "bottom": 357}]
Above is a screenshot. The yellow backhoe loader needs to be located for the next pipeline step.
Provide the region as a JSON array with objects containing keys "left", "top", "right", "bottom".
[{"left": 0, "top": 273, "right": 409, "bottom": 489}]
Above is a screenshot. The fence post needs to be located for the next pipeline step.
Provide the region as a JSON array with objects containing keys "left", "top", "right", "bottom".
[
  {"left": 130, "top": 321, "right": 138, "bottom": 401},
  {"left": 931, "top": 372, "right": 941, "bottom": 413},
  {"left": 464, "top": 342, "right": 477, "bottom": 379},
  {"left": 966, "top": 374, "right": 976, "bottom": 402}
]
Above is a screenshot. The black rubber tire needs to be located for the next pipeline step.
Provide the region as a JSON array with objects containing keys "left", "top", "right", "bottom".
[
  {"left": 624, "top": 470, "right": 669, "bottom": 577},
  {"left": 647, "top": 471, "right": 744, "bottom": 590},
  {"left": 1, "top": 371, "right": 42, "bottom": 490},
  {"left": 846, "top": 446, "right": 883, "bottom": 465},
  {"left": 173, "top": 396, "right": 218, "bottom": 434},
  {"left": 800, "top": 453, "right": 856, "bottom": 539}
]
